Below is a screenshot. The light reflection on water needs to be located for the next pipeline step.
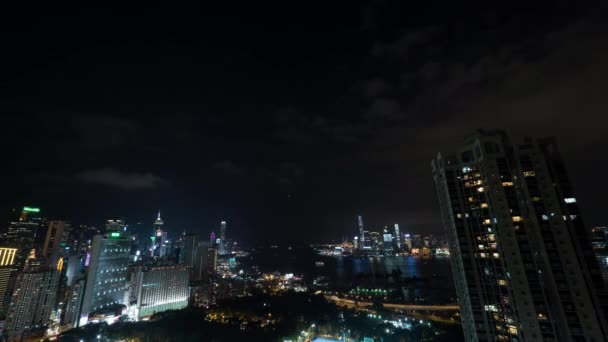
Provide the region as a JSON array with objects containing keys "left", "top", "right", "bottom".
[{"left": 241, "top": 247, "right": 455, "bottom": 303}]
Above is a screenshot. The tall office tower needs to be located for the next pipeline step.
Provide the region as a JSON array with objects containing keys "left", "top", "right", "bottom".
[
  {"left": 179, "top": 234, "right": 199, "bottom": 268},
  {"left": 42, "top": 220, "right": 69, "bottom": 267},
  {"left": 131, "top": 265, "right": 189, "bottom": 319},
  {"left": 382, "top": 228, "right": 394, "bottom": 255},
  {"left": 393, "top": 224, "right": 401, "bottom": 250},
  {"left": 192, "top": 241, "right": 218, "bottom": 281},
  {"left": 154, "top": 210, "right": 163, "bottom": 230},
  {"left": 5, "top": 256, "right": 61, "bottom": 341},
  {"left": 591, "top": 227, "right": 608, "bottom": 283},
  {"left": 0, "top": 248, "right": 18, "bottom": 314},
  {"left": 80, "top": 234, "right": 131, "bottom": 323},
  {"left": 104, "top": 219, "right": 125, "bottom": 234},
  {"left": 151, "top": 212, "right": 165, "bottom": 257},
  {"left": 404, "top": 234, "right": 412, "bottom": 251},
  {"left": 432, "top": 130, "right": 608, "bottom": 341},
  {"left": 357, "top": 215, "right": 365, "bottom": 249},
  {"left": 210, "top": 232, "right": 216, "bottom": 244},
  {"left": 6, "top": 206, "right": 45, "bottom": 269},
  {"left": 219, "top": 221, "right": 227, "bottom": 254}
]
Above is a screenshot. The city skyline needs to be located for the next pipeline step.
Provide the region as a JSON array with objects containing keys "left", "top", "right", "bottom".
[
  {"left": 2, "top": 3, "right": 608, "bottom": 340},
  {"left": 3, "top": 3, "right": 608, "bottom": 242}
]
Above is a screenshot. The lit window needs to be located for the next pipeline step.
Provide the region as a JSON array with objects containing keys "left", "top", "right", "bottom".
[
  {"left": 484, "top": 304, "right": 498, "bottom": 312},
  {"left": 484, "top": 219, "right": 491, "bottom": 225},
  {"left": 523, "top": 171, "right": 535, "bottom": 177},
  {"left": 477, "top": 187, "right": 485, "bottom": 193},
  {"left": 541, "top": 214, "right": 549, "bottom": 221},
  {"left": 498, "top": 279, "right": 507, "bottom": 286},
  {"left": 488, "top": 234, "right": 495, "bottom": 241},
  {"left": 570, "top": 215, "right": 577, "bottom": 220},
  {"left": 478, "top": 245, "right": 485, "bottom": 250},
  {"left": 480, "top": 203, "right": 488, "bottom": 208},
  {"left": 480, "top": 253, "right": 486, "bottom": 258},
  {"left": 462, "top": 166, "right": 472, "bottom": 173},
  {"left": 512, "top": 216, "right": 522, "bottom": 222},
  {"left": 493, "top": 253, "right": 500, "bottom": 258},
  {"left": 456, "top": 213, "right": 462, "bottom": 218},
  {"left": 564, "top": 197, "right": 576, "bottom": 203},
  {"left": 532, "top": 196, "right": 541, "bottom": 202},
  {"left": 501, "top": 182, "right": 513, "bottom": 187},
  {"left": 468, "top": 197, "right": 474, "bottom": 202},
  {"left": 508, "top": 325, "right": 518, "bottom": 335}
]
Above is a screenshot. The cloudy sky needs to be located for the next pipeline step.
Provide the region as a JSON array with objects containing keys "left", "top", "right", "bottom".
[{"left": 2, "top": 2, "right": 607, "bottom": 242}]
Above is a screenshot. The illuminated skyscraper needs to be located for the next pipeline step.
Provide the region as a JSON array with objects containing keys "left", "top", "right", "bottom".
[
  {"left": 104, "top": 219, "right": 125, "bottom": 234},
  {"left": 382, "top": 227, "right": 393, "bottom": 255},
  {"left": 404, "top": 234, "right": 412, "bottom": 251},
  {"left": 432, "top": 130, "right": 608, "bottom": 341},
  {"left": 393, "top": 224, "right": 401, "bottom": 250},
  {"left": 5, "top": 255, "right": 61, "bottom": 341},
  {"left": 80, "top": 233, "right": 131, "bottom": 323},
  {"left": 6, "top": 206, "right": 45, "bottom": 269},
  {"left": 151, "top": 212, "right": 165, "bottom": 257},
  {"left": 357, "top": 215, "right": 365, "bottom": 249},
  {"left": 219, "top": 221, "right": 227, "bottom": 255}
]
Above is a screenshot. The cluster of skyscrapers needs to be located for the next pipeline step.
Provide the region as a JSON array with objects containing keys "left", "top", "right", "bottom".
[
  {"left": 0, "top": 208, "right": 230, "bottom": 341},
  {"left": 433, "top": 130, "right": 608, "bottom": 341},
  {"left": 352, "top": 216, "right": 444, "bottom": 256}
]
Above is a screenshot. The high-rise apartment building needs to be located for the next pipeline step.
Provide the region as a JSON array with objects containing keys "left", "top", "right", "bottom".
[
  {"left": 64, "top": 277, "right": 86, "bottom": 328},
  {"left": 80, "top": 233, "right": 131, "bottom": 322},
  {"left": 131, "top": 265, "right": 189, "bottom": 319},
  {"left": 5, "top": 256, "right": 61, "bottom": 341},
  {"left": 432, "top": 130, "right": 608, "bottom": 341}
]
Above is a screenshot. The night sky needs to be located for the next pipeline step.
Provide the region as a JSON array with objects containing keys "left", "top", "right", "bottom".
[{"left": 2, "top": 2, "right": 608, "bottom": 243}]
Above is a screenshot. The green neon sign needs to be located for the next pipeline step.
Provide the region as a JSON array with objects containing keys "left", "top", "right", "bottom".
[
  {"left": 23, "top": 207, "right": 40, "bottom": 213},
  {"left": 110, "top": 232, "right": 121, "bottom": 238}
]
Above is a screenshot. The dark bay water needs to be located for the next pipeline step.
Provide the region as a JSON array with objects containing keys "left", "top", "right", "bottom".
[{"left": 238, "top": 246, "right": 457, "bottom": 304}]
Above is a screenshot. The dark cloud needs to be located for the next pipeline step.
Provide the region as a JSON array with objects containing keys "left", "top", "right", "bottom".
[
  {"left": 212, "top": 160, "right": 246, "bottom": 176},
  {"left": 77, "top": 168, "right": 168, "bottom": 190},
  {"left": 71, "top": 115, "right": 140, "bottom": 149},
  {"left": 363, "top": 78, "right": 390, "bottom": 98},
  {"left": 364, "top": 98, "right": 404, "bottom": 121},
  {"left": 371, "top": 26, "right": 440, "bottom": 58}
]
